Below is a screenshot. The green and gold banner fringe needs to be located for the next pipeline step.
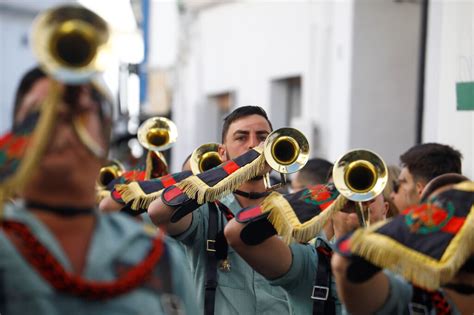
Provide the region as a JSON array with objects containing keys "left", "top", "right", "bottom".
[
  {"left": 176, "top": 147, "right": 266, "bottom": 204},
  {"left": 265, "top": 193, "right": 348, "bottom": 244},
  {"left": 116, "top": 182, "right": 163, "bottom": 212},
  {"left": 292, "top": 194, "right": 348, "bottom": 243},
  {"left": 350, "top": 204, "right": 474, "bottom": 290}
]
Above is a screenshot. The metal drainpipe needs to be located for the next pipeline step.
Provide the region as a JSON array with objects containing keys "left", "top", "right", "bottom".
[
  {"left": 140, "top": 0, "right": 150, "bottom": 106},
  {"left": 415, "top": 0, "right": 429, "bottom": 144}
]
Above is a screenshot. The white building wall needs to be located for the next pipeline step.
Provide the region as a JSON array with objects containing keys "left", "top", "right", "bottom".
[
  {"left": 171, "top": 1, "right": 356, "bottom": 171},
  {"left": 424, "top": 1, "right": 474, "bottom": 178},
  {"left": 0, "top": 6, "right": 37, "bottom": 134},
  {"left": 348, "top": 0, "right": 420, "bottom": 165}
]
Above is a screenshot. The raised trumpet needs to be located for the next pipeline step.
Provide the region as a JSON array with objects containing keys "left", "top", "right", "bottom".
[
  {"left": 137, "top": 117, "right": 178, "bottom": 152},
  {"left": 332, "top": 149, "right": 388, "bottom": 226},
  {"left": 31, "top": 4, "right": 111, "bottom": 84},
  {"left": 98, "top": 160, "right": 125, "bottom": 189},
  {"left": 263, "top": 127, "right": 310, "bottom": 190},
  {"left": 190, "top": 143, "right": 223, "bottom": 174}
]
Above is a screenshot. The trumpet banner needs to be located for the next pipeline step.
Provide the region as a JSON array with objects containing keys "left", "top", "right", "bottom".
[
  {"left": 236, "top": 184, "right": 344, "bottom": 244},
  {"left": 345, "top": 181, "right": 474, "bottom": 290}
]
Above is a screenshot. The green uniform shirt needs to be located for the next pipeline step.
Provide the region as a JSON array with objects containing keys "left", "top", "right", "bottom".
[
  {"left": 270, "top": 238, "right": 342, "bottom": 315},
  {"left": 0, "top": 202, "right": 198, "bottom": 315},
  {"left": 175, "top": 193, "right": 291, "bottom": 315},
  {"left": 372, "top": 271, "right": 460, "bottom": 315}
]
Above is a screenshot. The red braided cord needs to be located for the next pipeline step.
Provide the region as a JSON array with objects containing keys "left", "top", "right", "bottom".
[
  {"left": 429, "top": 291, "right": 452, "bottom": 315},
  {"left": 3, "top": 221, "right": 164, "bottom": 300}
]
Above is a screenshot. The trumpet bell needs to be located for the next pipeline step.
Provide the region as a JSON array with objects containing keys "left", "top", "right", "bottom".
[
  {"left": 332, "top": 149, "right": 387, "bottom": 202},
  {"left": 137, "top": 117, "right": 178, "bottom": 152},
  {"left": 190, "top": 143, "right": 223, "bottom": 174},
  {"left": 31, "top": 5, "right": 111, "bottom": 84},
  {"left": 263, "top": 128, "right": 310, "bottom": 174},
  {"left": 98, "top": 160, "right": 124, "bottom": 189}
]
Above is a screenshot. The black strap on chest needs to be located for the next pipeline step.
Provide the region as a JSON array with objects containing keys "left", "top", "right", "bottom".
[
  {"left": 409, "top": 286, "right": 452, "bottom": 315},
  {"left": 312, "top": 240, "right": 336, "bottom": 315},
  {"left": 204, "top": 202, "right": 231, "bottom": 315}
]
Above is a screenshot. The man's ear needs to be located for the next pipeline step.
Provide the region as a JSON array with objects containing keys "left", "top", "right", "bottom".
[
  {"left": 415, "top": 181, "right": 426, "bottom": 197},
  {"left": 383, "top": 201, "right": 389, "bottom": 217},
  {"left": 218, "top": 144, "right": 228, "bottom": 162}
]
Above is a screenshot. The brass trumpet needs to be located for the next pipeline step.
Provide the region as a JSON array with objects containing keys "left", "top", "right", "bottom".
[
  {"left": 31, "top": 4, "right": 111, "bottom": 84},
  {"left": 190, "top": 143, "right": 223, "bottom": 174},
  {"left": 332, "top": 149, "right": 388, "bottom": 226},
  {"left": 263, "top": 128, "right": 310, "bottom": 190},
  {"left": 98, "top": 160, "right": 125, "bottom": 189},
  {"left": 137, "top": 117, "right": 178, "bottom": 178},
  {"left": 137, "top": 117, "right": 178, "bottom": 152}
]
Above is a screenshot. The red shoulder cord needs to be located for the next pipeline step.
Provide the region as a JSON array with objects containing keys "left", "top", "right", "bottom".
[
  {"left": 2, "top": 221, "right": 164, "bottom": 300},
  {"left": 429, "top": 290, "right": 452, "bottom": 315}
]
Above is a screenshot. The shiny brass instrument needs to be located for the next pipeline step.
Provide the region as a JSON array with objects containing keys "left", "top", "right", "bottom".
[
  {"left": 98, "top": 160, "right": 125, "bottom": 189},
  {"left": 190, "top": 143, "right": 223, "bottom": 174},
  {"left": 332, "top": 149, "right": 388, "bottom": 226},
  {"left": 263, "top": 128, "right": 310, "bottom": 190},
  {"left": 137, "top": 117, "right": 178, "bottom": 178},
  {"left": 31, "top": 4, "right": 111, "bottom": 84},
  {"left": 147, "top": 151, "right": 169, "bottom": 178},
  {"left": 137, "top": 117, "right": 178, "bottom": 152}
]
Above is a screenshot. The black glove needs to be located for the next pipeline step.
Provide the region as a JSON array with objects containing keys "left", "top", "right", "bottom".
[{"left": 335, "top": 232, "right": 382, "bottom": 283}]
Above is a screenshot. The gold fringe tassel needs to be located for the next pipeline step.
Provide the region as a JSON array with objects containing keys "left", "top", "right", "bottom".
[
  {"left": 176, "top": 148, "right": 266, "bottom": 204},
  {"left": 350, "top": 205, "right": 474, "bottom": 290},
  {"left": 292, "top": 194, "right": 348, "bottom": 243},
  {"left": 116, "top": 182, "right": 163, "bottom": 211},
  {"left": 264, "top": 192, "right": 299, "bottom": 244},
  {"left": 264, "top": 193, "right": 348, "bottom": 244}
]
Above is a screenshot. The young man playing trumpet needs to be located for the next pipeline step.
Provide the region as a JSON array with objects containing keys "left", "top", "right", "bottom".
[{"left": 148, "top": 106, "right": 291, "bottom": 314}]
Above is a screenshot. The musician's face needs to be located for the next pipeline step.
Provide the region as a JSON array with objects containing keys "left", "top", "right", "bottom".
[
  {"left": 391, "top": 167, "right": 423, "bottom": 212},
  {"left": 17, "top": 78, "right": 105, "bottom": 176},
  {"left": 219, "top": 114, "right": 271, "bottom": 161}
]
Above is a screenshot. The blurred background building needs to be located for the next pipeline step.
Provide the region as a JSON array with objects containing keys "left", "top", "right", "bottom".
[{"left": 0, "top": 0, "right": 473, "bottom": 177}]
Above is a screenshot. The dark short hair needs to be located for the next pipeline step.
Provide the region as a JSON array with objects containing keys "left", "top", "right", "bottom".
[
  {"left": 13, "top": 66, "right": 112, "bottom": 127},
  {"left": 221, "top": 105, "right": 273, "bottom": 142},
  {"left": 298, "top": 158, "right": 334, "bottom": 186},
  {"left": 400, "top": 143, "right": 463, "bottom": 183},
  {"left": 12, "top": 66, "right": 46, "bottom": 125}
]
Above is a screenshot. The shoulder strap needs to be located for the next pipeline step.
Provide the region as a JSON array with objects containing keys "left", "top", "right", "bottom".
[
  {"left": 205, "top": 202, "right": 219, "bottom": 315},
  {"left": 409, "top": 286, "right": 452, "bottom": 315},
  {"left": 312, "top": 239, "right": 336, "bottom": 315}
]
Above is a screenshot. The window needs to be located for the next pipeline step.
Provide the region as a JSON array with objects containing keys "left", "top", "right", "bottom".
[{"left": 270, "top": 76, "right": 302, "bottom": 128}]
